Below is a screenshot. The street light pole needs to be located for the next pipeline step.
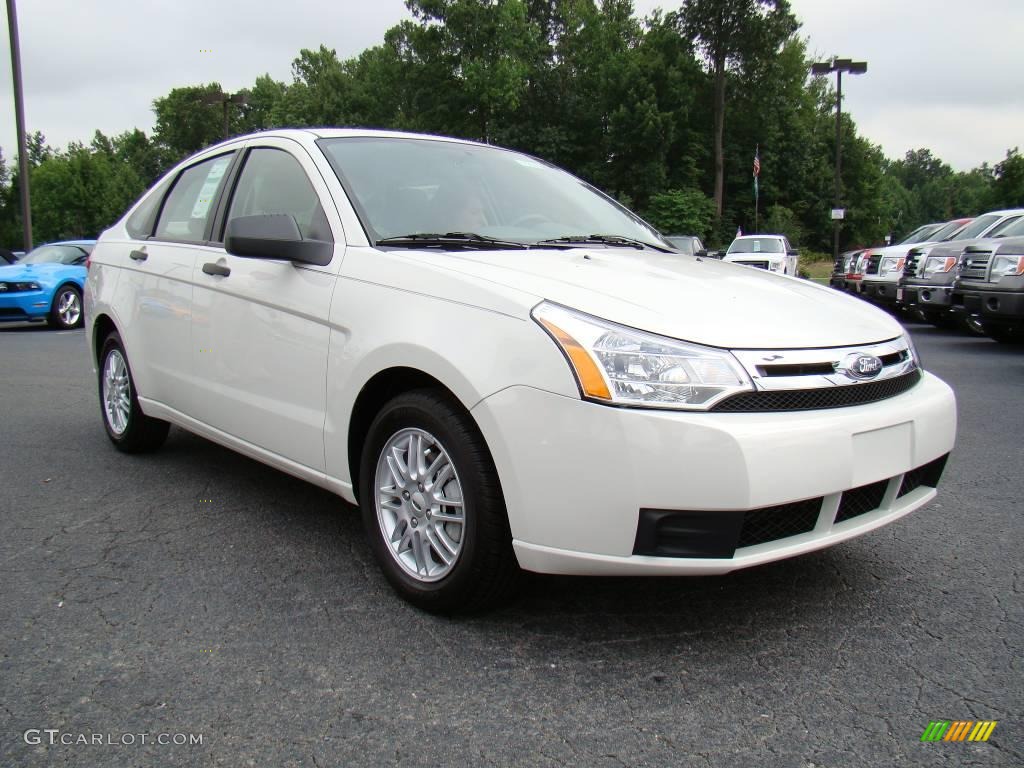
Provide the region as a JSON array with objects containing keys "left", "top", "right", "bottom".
[
  {"left": 202, "top": 90, "right": 248, "bottom": 141},
  {"left": 810, "top": 57, "right": 867, "bottom": 264},
  {"left": 6, "top": 0, "right": 32, "bottom": 250}
]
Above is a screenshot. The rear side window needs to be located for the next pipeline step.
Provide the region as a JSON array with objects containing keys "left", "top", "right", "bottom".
[
  {"left": 154, "top": 154, "right": 233, "bottom": 243},
  {"left": 226, "top": 148, "right": 332, "bottom": 242},
  {"left": 126, "top": 175, "right": 174, "bottom": 239}
]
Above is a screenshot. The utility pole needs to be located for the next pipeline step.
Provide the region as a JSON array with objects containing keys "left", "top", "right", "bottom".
[
  {"left": 810, "top": 57, "right": 867, "bottom": 264},
  {"left": 6, "top": 0, "right": 32, "bottom": 250}
]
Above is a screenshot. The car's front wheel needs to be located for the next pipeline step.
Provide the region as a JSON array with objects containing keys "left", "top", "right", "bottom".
[
  {"left": 98, "top": 331, "right": 170, "bottom": 452},
  {"left": 50, "top": 285, "right": 83, "bottom": 329},
  {"left": 359, "top": 390, "right": 519, "bottom": 613}
]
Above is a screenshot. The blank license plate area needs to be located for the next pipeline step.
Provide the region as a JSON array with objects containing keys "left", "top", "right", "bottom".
[{"left": 851, "top": 422, "right": 912, "bottom": 487}]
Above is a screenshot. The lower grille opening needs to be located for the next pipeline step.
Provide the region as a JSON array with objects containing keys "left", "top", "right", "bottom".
[
  {"left": 835, "top": 479, "right": 889, "bottom": 523},
  {"left": 898, "top": 454, "right": 949, "bottom": 498},
  {"left": 737, "top": 498, "right": 822, "bottom": 548}
]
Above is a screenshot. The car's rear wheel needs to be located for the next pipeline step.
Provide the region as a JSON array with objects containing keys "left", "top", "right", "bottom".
[
  {"left": 359, "top": 389, "right": 519, "bottom": 613},
  {"left": 50, "top": 285, "right": 83, "bottom": 329},
  {"left": 99, "top": 331, "right": 169, "bottom": 452}
]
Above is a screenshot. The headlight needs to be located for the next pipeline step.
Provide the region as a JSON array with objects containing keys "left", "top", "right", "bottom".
[
  {"left": 991, "top": 254, "right": 1024, "bottom": 278},
  {"left": 11, "top": 281, "right": 41, "bottom": 291},
  {"left": 902, "top": 330, "right": 923, "bottom": 371},
  {"left": 922, "top": 256, "right": 957, "bottom": 276},
  {"left": 879, "top": 257, "right": 905, "bottom": 277},
  {"left": 532, "top": 302, "right": 753, "bottom": 410}
]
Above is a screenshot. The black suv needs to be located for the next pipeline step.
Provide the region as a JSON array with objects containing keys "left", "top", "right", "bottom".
[{"left": 951, "top": 236, "right": 1024, "bottom": 343}]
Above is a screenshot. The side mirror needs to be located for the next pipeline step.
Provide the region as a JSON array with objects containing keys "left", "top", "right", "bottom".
[
  {"left": 225, "top": 214, "right": 333, "bottom": 267},
  {"left": 788, "top": 249, "right": 800, "bottom": 256},
  {"left": 695, "top": 249, "right": 708, "bottom": 258}
]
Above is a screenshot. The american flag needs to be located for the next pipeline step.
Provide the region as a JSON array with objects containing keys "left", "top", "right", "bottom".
[{"left": 753, "top": 147, "right": 760, "bottom": 177}]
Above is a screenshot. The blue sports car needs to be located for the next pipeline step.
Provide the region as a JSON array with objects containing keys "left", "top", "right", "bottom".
[{"left": 0, "top": 240, "right": 95, "bottom": 329}]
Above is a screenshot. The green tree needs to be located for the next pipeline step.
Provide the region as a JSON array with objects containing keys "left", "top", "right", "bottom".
[
  {"left": 643, "top": 188, "right": 716, "bottom": 237},
  {"left": 678, "top": 0, "right": 798, "bottom": 220},
  {"left": 152, "top": 83, "right": 233, "bottom": 162},
  {"left": 990, "top": 147, "right": 1024, "bottom": 209}
]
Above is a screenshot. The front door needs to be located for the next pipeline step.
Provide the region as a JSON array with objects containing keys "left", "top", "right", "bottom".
[{"left": 190, "top": 141, "right": 342, "bottom": 472}]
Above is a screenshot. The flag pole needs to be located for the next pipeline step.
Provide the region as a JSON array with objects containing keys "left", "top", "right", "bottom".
[{"left": 753, "top": 145, "right": 760, "bottom": 233}]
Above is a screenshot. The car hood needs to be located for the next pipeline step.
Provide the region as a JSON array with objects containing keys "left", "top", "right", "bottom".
[
  {"left": 928, "top": 236, "right": 1005, "bottom": 258},
  {"left": 404, "top": 247, "right": 902, "bottom": 349},
  {"left": 0, "top": 263, "right": 82, "bottom": 284}
]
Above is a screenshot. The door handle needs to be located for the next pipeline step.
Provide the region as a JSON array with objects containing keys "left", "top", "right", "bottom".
[
  {"left": 202, "top": 262, "right": 231, "bottom": 277},
  {"left": 129, "top": 249, "right": 148, "bottom": 261}
]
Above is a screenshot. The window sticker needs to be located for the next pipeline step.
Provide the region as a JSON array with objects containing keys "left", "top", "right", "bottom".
[
  {"left": 190, "top": 157, "right": 231, "bottom": 219},
  {"left": 753, "top": 240, "right": 761, "bottom": 252}
]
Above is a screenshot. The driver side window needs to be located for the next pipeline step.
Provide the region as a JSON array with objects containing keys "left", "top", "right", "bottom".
[{"left": 226, "top": 148, "right": 332, "bottom": 242}]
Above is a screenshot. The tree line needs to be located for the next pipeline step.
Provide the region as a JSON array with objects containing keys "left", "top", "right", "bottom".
[{"left": 1, "top": 0, "right": 1021, "bottom": 252}]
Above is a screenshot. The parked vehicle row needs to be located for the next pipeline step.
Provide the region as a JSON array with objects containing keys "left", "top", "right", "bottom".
[
  {"left": 84, "top": 128, "right": 955, "bottom": 612},
  {"left": 832, "top": 208, "right": 1024, "bottom": 344}
]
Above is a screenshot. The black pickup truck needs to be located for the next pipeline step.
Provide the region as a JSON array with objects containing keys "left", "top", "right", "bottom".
[{"left": 951, "top": 236, "right": 1024, "bottom": 343}]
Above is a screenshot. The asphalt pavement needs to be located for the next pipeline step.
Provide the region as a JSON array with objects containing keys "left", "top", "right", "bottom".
[{"left": 0, "top": 319, "right": 1021, "bottom": 767}]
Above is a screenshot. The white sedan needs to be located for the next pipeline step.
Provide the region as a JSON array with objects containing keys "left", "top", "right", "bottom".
[{"left": 85, "top": 129, "right": 956, "bottom": 612}]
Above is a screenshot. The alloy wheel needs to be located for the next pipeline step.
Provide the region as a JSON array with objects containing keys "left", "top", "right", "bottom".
[
  {"left": 374, "top": 428, "right": 466, "bottom": 582},
  {"left": 103, "top": 349, "right": 131, "bottom": 435}
]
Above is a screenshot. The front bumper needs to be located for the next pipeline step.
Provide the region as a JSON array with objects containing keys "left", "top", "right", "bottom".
[
  {"left": 0, "top": 291, "right": 50, "bottom": 322},
  {"left": 901, "top": 282, "right": 955, "bottom": 309},
  {"left": 471, "top": 373, "right": 956, "bottom": 575},
  {"left": 861, "top": 279, "right": 901, "bottom": 305},
  {"left": 952, "top": 285, "right": 1024, "bottom": 322}
]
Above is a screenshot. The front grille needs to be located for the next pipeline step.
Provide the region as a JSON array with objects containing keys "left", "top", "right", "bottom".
[
  {"left": 905, "top": 251, "right": 924, "bottom": 277},
  {"left": 960, "top": 252, "right": 991, "bottom": 280},
  {"left": 737, "top": 498, "right": 821, "bottom": 548},
  {"left": 866, "top": 254, "right": 881, "bottom": 275},
  {"left": 898, "top": 454, "right": 949, "bottom": 498},
  {"left": 711, "top": 370, "right": 921, "bottom": 412},
  {"left": 835, "top": 479, "right": 889, "bottom": 523},
  {"left": 735, "top": 260, "right": 769, "bottom": 269}
]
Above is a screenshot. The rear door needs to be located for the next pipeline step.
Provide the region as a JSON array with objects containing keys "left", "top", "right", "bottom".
[
  {"left": 107, "top": 152, "right": 236, "bottom": 411},
  {"left": 190, "top": 138, "right": 343, "bottom": 471}
]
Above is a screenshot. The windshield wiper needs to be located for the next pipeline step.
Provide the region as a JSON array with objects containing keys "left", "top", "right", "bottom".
[
  {"left": 535, "top": 234, "right": 669, "bottom": 252},
  {"left": 374, "top": 232, "right": 530, "bottom": 250}
]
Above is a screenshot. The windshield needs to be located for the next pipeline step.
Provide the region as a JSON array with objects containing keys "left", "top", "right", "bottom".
[
  {"left": 19, "top": 244, "right": 91, "bottom": 265},
  {"left": 727, "top": 237, "right": 784, "bottom": 254},
  {"left": 955, "top": 214, "right": 1003, "bottom": 240},
  {"left": 930, "top": 220, "right": 968, "bottom": 241},
  {"left": 898, "top": 224, "right": 944, "bottom": 245},
  {"left": 317, "top": 137, "right": 669, "bottom": 249},
  {"left": 987, "top": 215, "right": 1024, "bottom": 238}
]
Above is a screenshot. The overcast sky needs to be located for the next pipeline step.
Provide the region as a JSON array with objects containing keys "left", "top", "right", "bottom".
[{"left": 0, "top": 0, "right": 1021, "bottom": 172}]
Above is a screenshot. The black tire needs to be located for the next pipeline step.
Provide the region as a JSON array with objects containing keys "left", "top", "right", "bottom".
[
  {"left": 359, "top": 389, "right": 520, "bottom": 613},
  {"left": 98, "top": 331, "right": 170, "bottom": 452},
  {"left": 49, "top": 284, "right": 83, "bottom": 329},
  {"left": 920, "top": 309, "right": 959, "bottom": 330},
  {"left": 960, "top": 314, "right": 988, "bottom": 337}
]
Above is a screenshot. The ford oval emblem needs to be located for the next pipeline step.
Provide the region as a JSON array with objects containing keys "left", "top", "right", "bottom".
[{"left": 838, "top": 353, "right": 883, "bottom": 380}]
